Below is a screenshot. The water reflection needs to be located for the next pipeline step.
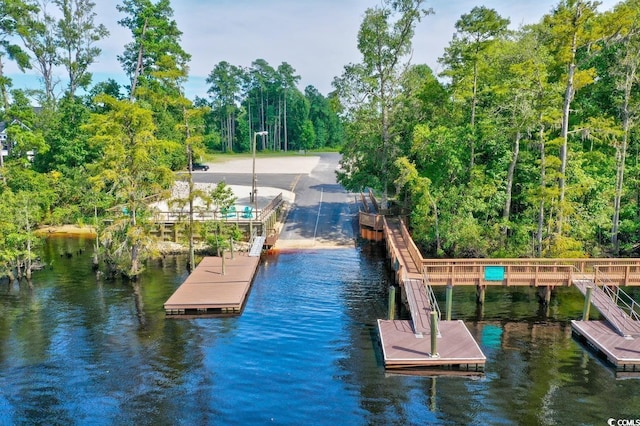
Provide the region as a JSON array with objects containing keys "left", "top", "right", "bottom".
[{"left": 0, "top": 238, "right": 639, "bottom": 424}]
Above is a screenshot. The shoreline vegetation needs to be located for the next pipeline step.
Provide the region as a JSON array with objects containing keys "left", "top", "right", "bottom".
[{"left": 33, "top": 225, "right": 247, "bottom": 256}]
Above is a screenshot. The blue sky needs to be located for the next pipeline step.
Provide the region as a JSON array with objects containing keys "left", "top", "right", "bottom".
[{"left": 6, "top": 0, "right": 620, "bottom": 100}]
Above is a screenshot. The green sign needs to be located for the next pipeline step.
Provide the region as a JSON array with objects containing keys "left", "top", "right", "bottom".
[{"left": 484, "top": 266, "right": 505, "bottom": 281}]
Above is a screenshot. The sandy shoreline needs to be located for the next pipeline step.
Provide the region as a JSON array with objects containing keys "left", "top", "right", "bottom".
[{"left": 36, "top": 225, "right": 97, "bottom": 236}]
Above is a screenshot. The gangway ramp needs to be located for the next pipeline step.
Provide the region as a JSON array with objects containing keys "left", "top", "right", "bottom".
[
  {"left": 572, "top": 278, "right": 640, "bottom": 370},
  {"left": 378, "top": 217, "right": 485, "bottom": 370},
  {"left": 249, "top": 235, "right": 265, "bottom": 257},
  {"left": 404, "top": 278, "right": 435, "bottom": 337},
  {"left": 573, "top": 279, "right": 640, "bottom": 338}
]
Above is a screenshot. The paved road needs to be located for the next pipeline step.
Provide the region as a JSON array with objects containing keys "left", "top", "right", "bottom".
[{"left": 192, "top": 153, "right": 357, "bottom": 249}]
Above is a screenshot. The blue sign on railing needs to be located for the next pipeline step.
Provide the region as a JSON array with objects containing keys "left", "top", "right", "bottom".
[{"left": 484, "top": 266, "right": 505, "bottom": 281}]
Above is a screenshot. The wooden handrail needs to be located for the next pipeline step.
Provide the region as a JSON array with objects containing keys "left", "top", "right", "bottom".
[
  {"left": 399, "top": 218, "right": 423, "bottom": 272},
  {"left": 381, "top": 216, "right": 640, "bottom": 286}
]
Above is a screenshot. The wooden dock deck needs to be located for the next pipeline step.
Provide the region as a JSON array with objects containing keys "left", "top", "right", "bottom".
[
  {"left": 164, "top": 254, "right": 260, "bottom": 315},
  {"left": 378, "top": 320, "right": 486, "bottom": 369},
  {"left": 571, "top": 320, "right": 640, "bottom": 370}
]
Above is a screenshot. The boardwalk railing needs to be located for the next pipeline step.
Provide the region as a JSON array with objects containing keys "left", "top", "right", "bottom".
[
  {"left": 151, "top": 193, "right": 284, "bottom": 224},
  {"left": 359, "top": 212, "right": 384, "bottom": 230},
  {"left": 399, "top": 219, "right": 423, "bottom": 271},
  {"left": 591, "top": 267, "right": 640, "bottom": 322},
  {"left": 422, "top": 263, "right": 574, "bottom": 287},
  {"left": 420, "top": 259, "right": 640, "bottom": 287},
  {"left": 382, "top": 217, "right": 407, "bottom": 284},
  {"left": 378, "top": 216, "right": 640, "bottom": 287},
  {"left": 153, "top": 208, "right": 257, "bottom": 223},
  {"left": 602, "top": 285, "right": 640, "bottom": 322},
  {"left": 368, "top": 188, "right": 379, "bottom": 213},
  {"left": 260, "top": 193, "right": 283, "bottom": 221},
  {"left": 423, "top": 272, "right": 441, "bottom": 334}
]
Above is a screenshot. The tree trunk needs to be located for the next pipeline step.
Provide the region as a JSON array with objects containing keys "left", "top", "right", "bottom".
[
  {"left": 25, "top": 211, "right": 32, "bottom": 280},
  {"left": 503, "top": 131, "right": 521, "bottom": 228},
  {"left": 130, "top": 17, "right": 148, "bottom": 100},
  {"left": 611, "top": 64, "right": 634, "bottom": 253},
  {"left": 380, "top": 75, "right": 389, "bottom": 210},
  {"left": 558, "top": 30, "right": 578, "bottom": 235},
  {"left": 227, "top": 113, "right": 232, "bottom": 152},
  {"left": 185, "top": 110, "right": 195, "bottom": 271},
  {"left": 537, "top": 125, "right": 546, "bottom": 257},
  {"left": 284, "top": 89, "right": 288, "bottom": 152},
  {"left": 469, "top": 56, "right": 478, "bottom": 170},
  {"left": 277, "top": 98, "right": 282, "bottom": 151},
  {"left": 260, "top": 89, "right": 266, "bottom": 149},
  {"left": 428, "top": 192, "right": 441, "bottom": 254},
  {"left": 129, "top": 208, "right": 140, "bottom": 277},
  {"left": 0, "top": 56, "right": 9, "bottom": 111}
]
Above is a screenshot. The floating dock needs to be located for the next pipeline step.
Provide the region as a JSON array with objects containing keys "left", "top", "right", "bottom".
[
  {"left": 164, "top": 254, "right": 260, "bottom": 316},
  {"left": 378, "top": 319, "right": 486, "bottom": 370},
  {"left": 571, "top": 320, "right": 640, "bottom": 371}
]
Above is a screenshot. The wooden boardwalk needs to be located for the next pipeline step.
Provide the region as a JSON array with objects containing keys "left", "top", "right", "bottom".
[
  {"left": 376, "top": 214, "right": 640, "bottom": 374},
  {"left": 164, "top": 254, "right": 260, "bottom": 315},
  {"left": 384, "top": 217, "right": 421, "bottom": 281},
  {"left": 378, "top": 217, "right": 486, "bottom": 371}
]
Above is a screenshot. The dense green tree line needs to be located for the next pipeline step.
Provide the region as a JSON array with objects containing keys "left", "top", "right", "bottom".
[
  {"left": 200, "top": 58, "right": 343, "bottom": 153},
  {"left": 0, "top": 0, "right": 342, "bottom": 279},
  {"left": 5, "top": 0, "right": 639, "bottom": 280},
  {"left": 336, "top": 0, "right": 640, "bottom": 259}
]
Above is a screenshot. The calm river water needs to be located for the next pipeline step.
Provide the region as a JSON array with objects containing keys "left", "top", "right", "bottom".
[{"left": 1, "top": 237, "right": 639, "bottom": 425}]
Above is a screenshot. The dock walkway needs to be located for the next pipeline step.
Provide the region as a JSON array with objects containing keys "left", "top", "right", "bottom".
[
  {"left": 378, "top": 218, "right": 486, "bottom": 370},
  {"left": 404, "top": 278, "right": 434, "bottom": 337},
  {"left": 573, "top": 279, "right": 640, "bottom": 338},
  {"left": 164, "top": 254, "right": 260, "bottom": 315}
]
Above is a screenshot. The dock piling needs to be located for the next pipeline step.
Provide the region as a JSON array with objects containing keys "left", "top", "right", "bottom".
[
  {"left": 476, "top": 285, "right": 486, "bottom": 305},
  {"left": 582, "top": 286, "right": 593, "bottom": 321},
  {"left": 538, "top": 286, "right": 552, "bottom": 305},
  {"left": 388, "top": 286, "right": 396, "bottom": 320},
  {"left": 445, "top": 285, "right": 452, "bottom": 321},
  {"left": 430, "top": 311, "right": 439, "bottom": 358}
]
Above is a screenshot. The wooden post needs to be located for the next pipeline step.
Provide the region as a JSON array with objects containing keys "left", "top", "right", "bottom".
[
  {"left": 538, "top": 286, "right": 551, "bottom": 305},
  {"left": 429, "top": 378, "right": 437, "bottom": 412},
  {"left": 388, "top": 286, "right": 396, "bottom": 320},
  {"left": 430, "top": 311, "right": 439, "bottom": 358},
  {"left": 221, "top": 251, "right": 226, "bottom": 275},
  {"left": 476, "top": 285, "right": 486, "bottom": 305},
  {"left": 582, "top": 286, "right": 593, "bottom": 321},
  {"left": 445, "top": 285, "right": 453, "bottom": 321},
  {"left": 230, "top": 238, "right": 234, "bottom": 260}
]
